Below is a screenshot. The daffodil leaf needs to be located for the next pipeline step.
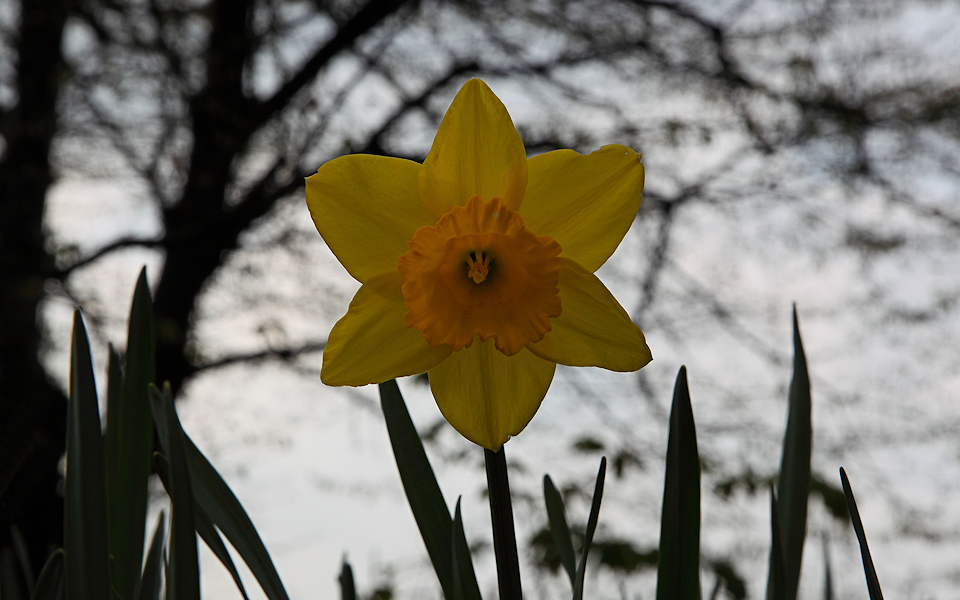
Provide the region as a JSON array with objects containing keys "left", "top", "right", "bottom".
[
  {"left": 774, "top": 306, "right": 811, "bottom": 600},
  {"left": 7, "top": 523, "right": 33, "bottom": 594},
  {"left": 543, "top": 474, "right": 577, "bottom": 587},
  {"left": 452, "top": 537, "right": 465, "bottom": 600},
  {"left": 656, "top": 366, "right": 701, "bottom": 600},
  {"left": 822, "top": 534, "right": 834, "bottom": 600},
  {"left": 0, "top": 556, "right": 17, "bottom": 599},
  {"left": 338, "top": 559, "right": 356, "bottom": 600},
  {"left": 379, "top": 379, "right": 466, "bottom": 600},
  {"left": 106, "top": 268, "right": 156, "bottom": 600},
  {"left": 64, "top": 310, "right": 112, "bottom": 600},
  {"left": 137, "top": 513, "right": 166, "bottom": 600},
  {"left": 573, "top": 457, "right": 606, "bottom": 600},
  {"left": 153, "top": 405, "right": 290, "bottom": 600},
  {"left": 195, "top": 502, "right": 251, "bottom": 600},
  {"left": 452, "top": 498, "right": 482, "bottom": 600},
  {"left": 188, "top": 440, "right": 290, "bottom": 600},
  {"left": 149, "top": 383, "right": 200, "bottom": 600},
  {"left": 30, "top": 549, "right": 63, "bottom": 600},
  {"left": 840, "top": 468, "right": 884, "bottom": 600},
  {"left": 767, "top": 487, "right": 786, "bottom": 600},
  {"left": 104, "top": 344, "right": 122, "bottom": 502}
]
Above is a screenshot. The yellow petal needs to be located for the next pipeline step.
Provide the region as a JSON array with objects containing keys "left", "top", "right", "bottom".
[
  {"left": 521, "top": 145, "right": 644, "bottom": 273},
  {"left": 419, "top": 79, "right": 528, "bottom": 219},
  {"left": 306, "top": 154, "right": 435, "bottom": 283},
  {"left": 527, "top": 259, "right": 652, "bottom": 371},
  {"left": 322, "top": 272, "right": 452, "bottom": 386},
  {"left": 428, "top": 338, "right": 555, "bottom": 450}
]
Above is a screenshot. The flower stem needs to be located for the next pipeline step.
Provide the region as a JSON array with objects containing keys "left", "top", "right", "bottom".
[{"left": 484, "top": 446, "right": 522, "bottom": 600}]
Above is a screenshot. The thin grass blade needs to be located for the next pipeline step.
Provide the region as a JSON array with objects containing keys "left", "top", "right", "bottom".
[
  {"left": 29, "top": 549, "right": 63, "bottom": 600},
  {"left": 338, "top": 559, "right": 356, "bottom": 600},
  {"left": 103, "top": 344, "right": 121, "bottom": 508},
  {"left": 452, "top": 532, "right": 465, "bottom": 600},
  {"left": 64, "top": 310, "right": 112, "bottom": 600},
  {"left": 839, "top": 468, "right": 884, "bottom": 600},
  {"left": 573, "top": 457, "right": 607, "bottom": 600},
  {"left": 766, "top": 487, "right": 785, "bottom": 600},
  {"left": 107, "top": 268, "right": 156, "bottom": 600},
  {"left": 184, "top": 436, "right": 289, "bottom": 600},
  {"left": 775, "top": 307, "right": 811, "bottom": 600},
  {"left": 195, "top": 502, "right": 251, "bottom": 600},
  {"left": 378, "top": 379, "right": 457, "bottom": 599},
  {"left": 149, "top": 416, "right": 290, "bottom": 600},
  {"left": 137, "top": 513, "right": 167, "bottom": 600},
  {"left": 451, "top": 498, "right": 483, "bottom": 600},
  {"left": 150, "top": 384, "right": 200, "bottom": 600},
  {"left": 822, "top": 534, "right": 833, "bottom": 600},
  {"left": 452, "top": 497, "right": 482, "bottom": 600},
  {"left": 543, "top": 474, "right": 577, "bottom": 587},
  {"left": 8, "top": 523, "right": 35, "bottom": 594},
  {"left": 656, "top": 366, "right": 701, "bottom": 600},
  {"left": 1, "top": 554, "right": 22, "bottom": 600}
]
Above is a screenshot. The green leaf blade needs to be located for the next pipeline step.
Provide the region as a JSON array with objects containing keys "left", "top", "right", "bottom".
[
  {"left": 655, "top": 366, "right": 701, "bottom": 600},
  {"left": 64, "top": 310, "right": 112, "bottom": 600},
  {"left": 338, "top": 559, "right": 356, "bottom": 600},
  {"left": 150, "top": 384, "right": 200, "bottom": 600},
  {"left": 108, "top": 268, "right": 157, "bottom": 600},
  {"left": 154, "top": 429, "right": 290, "bottom": 600},
  {"left": 767, "top": 488, "right": 786, "bottom": 600},
  {"left": 194, "top": 503, "right": 251, "bottom": 600},
  {"left": 839, "top": 468, "right": 884, "bottom": 600},
  {"left": 137, "top": 514, "right": 167, "bottom": 600},
  {"left": 822, "top": 534, "right": 833, "bottom": 600},
  {"left": 155, "top": 440, "right": 286, "bottom": 600},
  {"left": 378, "top": 379, "right": 457, "bottom": 599},
  {"left": 452, "top": 498, "right": 482, "bottom": 600},
  {"left": 30, "top": 549, "right": 64, "bottom": 600},
  {"left": 775, "top": 307, "right": 812, "bottom": 600},
  {"left": 573, "top": 457, "right": 607, "bottom": 600},
  {"left": 104, "top": 345, "right": 122, "bottom": 506},
  {"left": 187, "top": 438, "right": 290, "bottom": 600},
  {"left": 543, "top": 474, "right": 577, "bottom": 587}
]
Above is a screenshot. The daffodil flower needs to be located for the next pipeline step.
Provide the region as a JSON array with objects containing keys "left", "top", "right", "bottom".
[{"left": 306, "top": 79, "right": 651, "bottom": 450}]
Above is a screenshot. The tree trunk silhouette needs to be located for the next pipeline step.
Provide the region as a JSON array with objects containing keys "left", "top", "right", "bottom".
[
  {"left": 0, "top": 0, "right": 75, "bottom": 578},
  {"left": 152, "top": 0, "right": 410, "bottom": 394}
]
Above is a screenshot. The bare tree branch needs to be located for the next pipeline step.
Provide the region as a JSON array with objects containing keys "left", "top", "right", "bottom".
[
  {"left": 194, "top": 339, "right": 328, "bottom": 373},
  {"left": 257, "top": 0, "right": 412, "bottom": 126}
]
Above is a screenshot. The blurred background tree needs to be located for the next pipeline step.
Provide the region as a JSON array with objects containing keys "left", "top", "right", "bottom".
[{"left": 1, "top": 0, "right": 958, "bottom": 596}]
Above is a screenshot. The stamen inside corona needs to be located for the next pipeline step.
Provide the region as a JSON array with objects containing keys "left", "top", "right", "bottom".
[
  {"left": 398, "top": 196, "right": 562, "bottom": 355},
  {"left": 466, "top": 251, "right": 491, "bottom": 284}
]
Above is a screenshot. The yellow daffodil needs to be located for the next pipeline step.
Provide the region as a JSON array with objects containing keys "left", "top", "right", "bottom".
[{"left": 306, "top": 79, "right": 651, "bottom": 450}]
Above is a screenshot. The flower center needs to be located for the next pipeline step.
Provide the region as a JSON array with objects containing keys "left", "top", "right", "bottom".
[
  {"left": 466, "top": 251, "right": 491, "bottom": 284},
  {"left": 398, "top": 196, "right": 562, "bottom": 355}
]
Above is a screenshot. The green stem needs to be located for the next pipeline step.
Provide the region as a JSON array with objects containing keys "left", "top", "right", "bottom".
[{"left": 484, "top": 446, "right": 522, "bottom": 600}]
